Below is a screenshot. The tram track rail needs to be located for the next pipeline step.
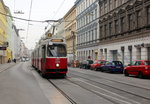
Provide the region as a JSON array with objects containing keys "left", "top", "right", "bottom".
[
  {"left": 48, "top": 78, "right": 122, "bottom": 104},
  {"left": 70, "top": 70, "right": 150, "bottom": 90},
  {"left": 65, "top": 78, "right": 123, "bottom": 104},
  {"left": 48, "top": 79, "right": 77, "bottom": 104},
  {"left": 48, "top": 77, "right": 141, "bottom": 104},
  {"left": 69, "top": 72, "right": 150, "bottom": 101}
]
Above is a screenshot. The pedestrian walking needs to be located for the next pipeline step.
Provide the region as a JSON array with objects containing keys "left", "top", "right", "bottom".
[{"left": 8, "top": 58, "right": 11, "bottom": 63}]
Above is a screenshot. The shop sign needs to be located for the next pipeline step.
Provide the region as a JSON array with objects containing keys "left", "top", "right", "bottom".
[{"left": 0, "top": 47, "right": 6, "bottom": 50}]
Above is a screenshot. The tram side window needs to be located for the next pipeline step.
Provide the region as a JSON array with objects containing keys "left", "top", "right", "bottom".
[{"left": 42, "top": 45, "right": 46, "bottom": 58}]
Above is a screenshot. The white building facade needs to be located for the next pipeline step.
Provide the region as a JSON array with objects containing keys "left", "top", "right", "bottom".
[{"left": 75, "top": 0, "right": 99, "bottom": 61}]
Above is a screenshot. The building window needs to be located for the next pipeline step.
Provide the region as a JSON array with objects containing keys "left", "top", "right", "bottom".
[
  {"left": 104, "top": 2, "right": 107, "bottom": 14},
  {"left": 91, "top": 11, "right": 94, "bottom": 21},
  {"left": 120, "top": 17, "right": 125, "bottom": 32},
  {"left": 87, "top": 32, "right": 90, "bottom": 42},
  {"left": 115, "top": 20, "right": 119, "bottom": 34},
  {"left": 100, "top": 6, "right": 102, "bottom": 16},
  {"left": 114, "top": 0, "right": 118, "bottom": 8},
  {"left": 95, "top": 9, "right": 97, "bottom": 19},
  {"left": 109, "top": 22, "right": 112, "bottom": 36},
  {"left": 109, "top": 0, "right": 112, "bottom": 11},
  {"left": 86, "top": 32, "right": 88, "bottom": 43},
  {"left": 129, "top": 14, "right": 135, "bottom": 30},
  {"left": 137, "top": 10, "right": 142, "bottom": 28},
  {"left": 104, "top": 24, "right": 108, "bottom": 37},
  {"left": 148, "top": 6, "right": 150, "bottom": 24},
  {"left": 93, "top": 29, "right": 96, "bottom": 41},
  {"left": 91, "top": 30, "right": 94, "bottom": 41},
  {"left": 89, "top": 31, "right": 91, "bottom": 42},
  {"left": 95, "top": 28, "right": 97, "bottom": 40},
  {"left": 100, "top": 26, "right": 103, "bottom": 39}
]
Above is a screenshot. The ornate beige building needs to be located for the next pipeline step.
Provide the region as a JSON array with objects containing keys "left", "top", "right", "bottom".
[{"left": 64, "top": 5, "right": 76, "bottom": 63}]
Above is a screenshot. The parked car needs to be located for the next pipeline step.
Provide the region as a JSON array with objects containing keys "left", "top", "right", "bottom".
[
  {"left": 124, "top": 60, "right": 150, "bottom": 78},
  {"left": 101, "top": 61, "right": 124, "bottom": 73},
  {"left": 80, "top": 60, "right": 93, "bottom": 69},
  {"left": 90, "top": 60, "right": 107, "bottom": 71}
]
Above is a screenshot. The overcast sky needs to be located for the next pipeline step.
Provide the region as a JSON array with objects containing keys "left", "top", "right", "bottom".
[{"left": 4, "top": 0, "right": 76, "bottom": 49}]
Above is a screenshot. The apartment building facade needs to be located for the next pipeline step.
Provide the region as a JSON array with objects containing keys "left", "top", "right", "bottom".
[
  {"left": 75, "top": 0, "right": 99, "bottom": 61},
  {"left": 98, "top": 0, "right": 150, "bottom": 65}
]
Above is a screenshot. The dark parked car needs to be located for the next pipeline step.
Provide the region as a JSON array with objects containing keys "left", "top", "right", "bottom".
[
  {"left": 124, "top": 60, "right": 150, "bottom": 78},
  {"left": 80, "top": 60, "right": 93, "bottom": 69},
  {"left": 101, "top": 61, "right": 124, "bottom": 73}
]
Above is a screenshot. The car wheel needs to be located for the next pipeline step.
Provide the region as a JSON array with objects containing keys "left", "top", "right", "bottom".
[
  {"left": 101, "top": 67, "right": 104, "bottom": 72},
  {"left": 138, "top": 72, "right": 144, "bottom": 79},
  {"left": 124, "top": 70, "right": 129, "bottom": 76}
]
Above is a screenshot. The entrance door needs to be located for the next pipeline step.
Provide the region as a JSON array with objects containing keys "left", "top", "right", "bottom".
[
  {"left": 95, "top": 52, "right": 98, "bottom": 60},
  {"left": 112, "top": 50, "right": 118, "bottom": 61}
]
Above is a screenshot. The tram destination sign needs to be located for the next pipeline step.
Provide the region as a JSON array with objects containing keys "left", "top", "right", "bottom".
[{"left": 0, "top": 47, "right": 6, "bottom": 50}]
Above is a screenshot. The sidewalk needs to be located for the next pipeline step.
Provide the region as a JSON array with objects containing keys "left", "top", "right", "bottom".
[{"left": 0, "top": 62, "right": 16, "bottom": 73}]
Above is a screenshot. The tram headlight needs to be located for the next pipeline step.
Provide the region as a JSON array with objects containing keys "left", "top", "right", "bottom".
[{"left": 56, "top": 64, "right": 60, "bottom": 67}]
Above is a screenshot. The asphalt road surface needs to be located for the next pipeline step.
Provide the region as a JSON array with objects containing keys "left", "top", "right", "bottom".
[{"left": 0, "top": 62, "right": 150, "bottom": 104}]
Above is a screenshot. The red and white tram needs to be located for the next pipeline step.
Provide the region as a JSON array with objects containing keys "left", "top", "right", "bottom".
[{"left": 31, "top": 35, "right": 68, "bottom": 77}]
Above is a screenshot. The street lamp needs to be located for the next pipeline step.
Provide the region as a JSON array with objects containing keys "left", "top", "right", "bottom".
[
  {"left": 17, "top": 28, "right": 25, "bottom": 32},
  {"left": 14, "top": 10, "right": 24, "bottom": 14}
]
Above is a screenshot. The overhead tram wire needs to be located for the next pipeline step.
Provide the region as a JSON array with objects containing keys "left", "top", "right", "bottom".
[
  {"left": 0, "top": 10, "right": 101, "bottom": 25},
  {"left": 45, "top": 0, "right": 66, "bottom": 31},
  {"left": 52, "top": 0, "right": 66, "bottom": 19},
  {"left": 26, "top": 0, "right": 33, "bottom": 43},
  {"left": 0, "top": 11, "right": 58, "bottom": 23}
]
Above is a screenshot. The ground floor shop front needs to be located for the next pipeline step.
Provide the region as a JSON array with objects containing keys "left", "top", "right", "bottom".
[{"left": 77, "top": 33, "right": 150, "bottom": 65}]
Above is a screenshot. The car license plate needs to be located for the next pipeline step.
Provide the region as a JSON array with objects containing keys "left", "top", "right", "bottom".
[{"left": 116, "top": 66, "right": 121, "bottom": 68}]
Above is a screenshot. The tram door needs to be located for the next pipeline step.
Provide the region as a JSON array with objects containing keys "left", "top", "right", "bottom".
[{"left": 41, "top": 45, "right": 46, "bottom": 71}]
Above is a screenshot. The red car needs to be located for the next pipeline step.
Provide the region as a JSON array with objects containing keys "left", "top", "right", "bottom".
[
  {"left": 90, "top": 60, "right": 107, "bottom": 71},
  {"left": 124, "top": 60, "right": 150, "bottom": 78}
]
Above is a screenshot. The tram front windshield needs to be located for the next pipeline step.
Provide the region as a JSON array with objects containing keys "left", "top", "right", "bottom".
[{"left": 47, "top": 44, "right": 67, "bottom": 57}]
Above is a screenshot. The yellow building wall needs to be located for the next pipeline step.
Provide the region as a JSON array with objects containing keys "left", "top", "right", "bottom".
[
  {"left": 64, "top": 6, "right": 76, "bottom": 56},
  {"left": 0, "top": 1, "right": 10, "bottom": 63},
  {"left": 6, "top": 48, "right": 12, "bottom": 61}
]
